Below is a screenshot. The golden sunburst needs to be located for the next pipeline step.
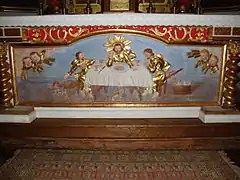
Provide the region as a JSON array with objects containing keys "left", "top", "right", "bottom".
[{"left": 104, "top": 35, "right": 132, "bottom": 52}]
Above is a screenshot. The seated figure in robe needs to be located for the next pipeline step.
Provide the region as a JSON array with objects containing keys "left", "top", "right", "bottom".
[{"left": 104, "top": 35, "right": 136, "bottom": 68}]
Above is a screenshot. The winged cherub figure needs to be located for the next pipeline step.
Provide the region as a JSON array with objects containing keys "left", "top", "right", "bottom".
[
  {"left": 187, "top": 49, "right": 219, "bottom": 75},
  {"left": 21, "top": 49, "right": 56, "bottom": 80}
]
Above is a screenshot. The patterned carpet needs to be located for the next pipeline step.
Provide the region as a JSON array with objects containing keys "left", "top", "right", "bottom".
[{"left": 0, "top": 149, "right": 239, "bottom": 180}]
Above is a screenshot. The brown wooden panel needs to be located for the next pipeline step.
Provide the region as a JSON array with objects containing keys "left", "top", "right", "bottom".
[
  {"left": 214, "top": 27, "right": 231, "bottom": 35},
  {"left": 32, "top": 118, "right": 203, "bottom": 125},
  {"left": 1, "top": 118, "right": 240, "bottom": 150},
  {"left": 0, "top": 28, "right": 3, "bottom": 36},
  {"left": 1, "top": 137, "right": 240, "bottom": 150},
  {"left": 0, "top": 118, "right": 239, "bottom": 138},
  {"left": 0, "top": 38, "right": 22, "bottom": 42},
  {"left": 233, "top": 27, "right": 240, "bottom": 36},
  {"left": 4, "top": 28, "right": 21, "bottom": 36},
  {"left": 0, "top": 124, "right": 240, "bottom": 138}
]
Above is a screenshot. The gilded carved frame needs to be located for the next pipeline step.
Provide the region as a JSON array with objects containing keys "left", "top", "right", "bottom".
[{"left": 0, "top": 25, "right": 239, "bottom": 108}]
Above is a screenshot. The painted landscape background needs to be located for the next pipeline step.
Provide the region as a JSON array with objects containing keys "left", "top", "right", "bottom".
[{"left": 14, "top": 33, "right": 223, "bottom": 105}]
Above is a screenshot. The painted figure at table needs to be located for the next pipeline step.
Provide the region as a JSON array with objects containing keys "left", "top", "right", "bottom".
[
  {"left": 104, "top": 36, "right": 136, "bottom": 68},
  {"left": 187, "top": 49, "right": 219, "bottom": 75},
  {"left": 21, "top": 50, "right": 55, "bottom": 80},
  {"left": 64, "top": 51, "right": 95, "bottom": 90},
  {"left": 144, "top": 48, "right": 181, "bottom": 96}
]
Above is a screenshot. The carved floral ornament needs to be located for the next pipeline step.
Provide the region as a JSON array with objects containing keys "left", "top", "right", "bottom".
[{"left": 23, "top": 26, "right": 209, "bottom": 44}]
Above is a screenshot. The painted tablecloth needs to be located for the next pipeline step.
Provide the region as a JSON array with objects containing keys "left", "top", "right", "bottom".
[{"left": 86, "top": 63, "right": 153, "bottom": 87}]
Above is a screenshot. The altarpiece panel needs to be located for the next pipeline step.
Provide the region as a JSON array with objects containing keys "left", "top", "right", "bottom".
[{"left": 0, "top": 25, "right": 237, "bottom": 108}]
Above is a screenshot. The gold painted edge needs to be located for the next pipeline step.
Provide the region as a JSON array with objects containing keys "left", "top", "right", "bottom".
[
  {"left": 201, "top": 107, "right": 240, "bottom": 115},
  {"left": 17, "top": 101, "right": 218, "bottom": 107},
  {"left": 9, "top": 45, "right": 18, "bottom": 106},
  {"left": 10, "top": 45, "right": 20, "bottom": 106},
  {"left": 11, "top": 30, "right": 225, "bottom": 107},
  {"left": 217, "top": 44, "right": 227, "bottom": 105},
  {"left": 0, "top": 107, "right": 34, "bottom": 115}
]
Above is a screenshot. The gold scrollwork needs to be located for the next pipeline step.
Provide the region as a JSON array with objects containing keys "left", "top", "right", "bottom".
[
  {"left": 68, "top": 27, "right": 86, "bottom": 38},
  {"left": 0, "top": 44, "right": 14, "bottom": 107},
  {"left": 222, "top": 42, "right": 240, "bottom": 108},
  {"left": 150, "top": 26, "right": 207, "bottom": 43},
  {"left": 32, "top": 29, "right": 41, "bottom": 41},
  {"left": 30, "top": 27, "right": 88, "bottom": 43},
  {"left": 42, "top": 28, "right": 68, "bottom": 43},
  {"left": 150, "top": 27, "right": 175, "bottom": 42},
  {"left": 194, "top": 27, "right": 206, "bottom": 41}
]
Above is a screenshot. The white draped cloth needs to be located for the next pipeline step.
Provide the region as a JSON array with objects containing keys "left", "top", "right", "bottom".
[{"left": 85, "top": 63, "right": 153, "bottom": 87}]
